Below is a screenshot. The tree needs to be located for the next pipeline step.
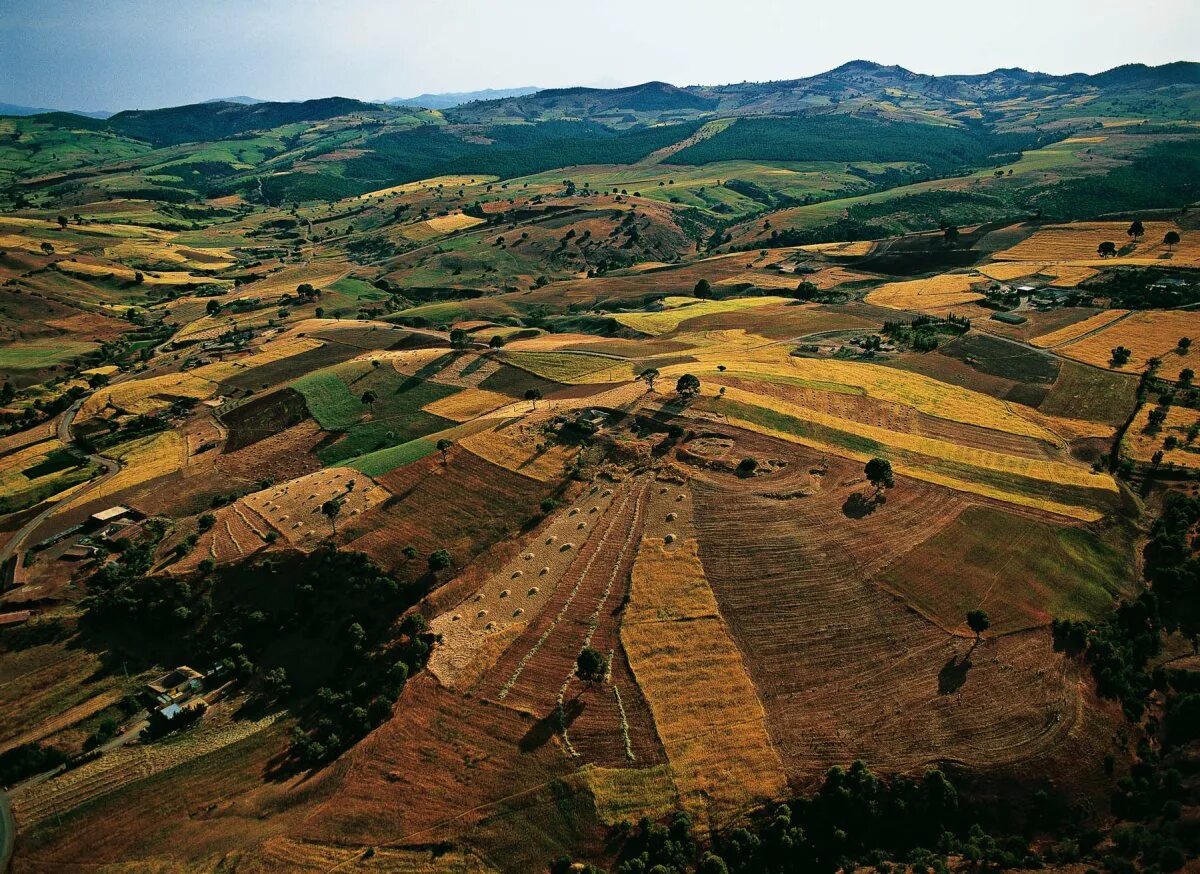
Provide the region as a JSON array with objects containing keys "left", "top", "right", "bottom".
[
  {"left": 0, "top": 382, "right": 14, "bottom": 405},
  {"left": 1178, "top": 336, "right": 1191, "bottom": 355},
  {"left": 56, "top": 215, "right": 68, "bottom": 230},
  {"left": 360, "top": 389, "right": 377, "bottom": 406},
  {"left": 1180, "top": 368, "right": 1194, "bottom": 387},
  {"left": 449, "top": 327, "right": 470, "bottom": 349},
  {"left": 320, "top": 498, "right": 343, "bottom": 536},
  {"left": 488, "top": 335, "right": 505, "bottom": 349},
  {"left": 1164, "top": 230, "right": 1181, "bottom": 251},
  {"left": 675, "top": 373, "right": 701, "bottom": 400},
  {"left": 865, "top": 457, "right": 894, "bottom": 494},
  {"left": 1111, "top": 345, "right": 1132, "bottom": 366},
  {"left": 575, "top": 647, "right": 608, "bottom": 686},
  {"left": 205, "top": 299, "right": 221, "bottom": 315},
  {"left": 133, "top": 271, "right": 144, "bottom": 284},
  {"left": 638, "top": 367, "right": 660, "bottom": 393},
  {"left": 1128, "top": 219, "right": 1145, "bottom": 241},
  {"left": 1097, "top": 241, "right": 1118, "bottom": 258},
  {"left": 428, "top": 548, "right": 451, "bottom": 573},
  {"left": 943, "top": 225, "right": 960, "bottom": 245},
  {"left": 737, "top": 457, "right": 758, "bottom": 476},
  {"left": 966, "top": 609, "right": 990, "bottom": 641},
  {"left": 436, "top": 438, "right": 453, "bottom": 465},
  {"left": 693, "top": 279, "right": 712, "bottom": 299},
  {"left": 524, "top": 388, "right": 542, "bottom": 410}
]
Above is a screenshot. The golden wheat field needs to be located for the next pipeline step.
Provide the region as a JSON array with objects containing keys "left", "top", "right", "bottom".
[
  {"left": 1124, "top": 403, "right": 1200, "bottom": 468},
  {"left": 78, "top": 372, "right": 218, "bottom": 419},
  {"left": 612, "top": 296, "right": 791, "bottom": 335},
  {"left": 995, "top": 221, "right": 1198, "bottom": 266},
  {"left": 864, "top": 273, "right": 984, "bottom": 312},
  {"left": 399, "top": 213, "right": 486, "bottom": 241},
  {"left": 1050, "top": 310, "right": 1200, "bottom": 377},
  {"left": 621, "top": 490, "right": 787, "bottom": 821},
  {"left": 1031, "top": 310, "right": 1132, "bottom": 348}
]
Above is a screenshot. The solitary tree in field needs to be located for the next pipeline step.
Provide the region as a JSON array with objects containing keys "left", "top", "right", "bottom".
[
  {"left": 676, "top": 373, "right": 701, "bottom": 400},
  {"left": 966, "top": 609, "right": 990, "bottom": 642},
  {"left": 361, "top": 389, "right": 377, "bottom": 407},
  {"left": 1111, "top": 346, "right": 1132, "bottom": 366},
  {"left": 437, "top": 438, "right": 453, "bottom": 465},
  {"left": 1165, "top": 230, "right": 1181, "bottom": 251},
  {"left": 575, "top": 647, "right": 608, "bottom": 687},
  {"left": 428, "top": 548, "right": 452, "bottom": 573},
  {"left": 56, "top": 215, "right": 68, "bottom": 230},
  {"left": 639, "top": 367, "right": 660, "bottom": 393},
  {"left": 489, "top": 335, "right": 505, "bottom": 349},
  {"left": 1178, "top": 337, "right": 1191, "bottom": 355},
  {"left": 1127, "top": 219, "right": 1145, "bottom": 241},
  {"left": 1179, "top": 368, "right": 1194, "bottom": 387},
  {"left": 450, "top": 327, "right": 470, "bottom": 350},
  {"left": 1098, "top": 241, "right": 1118, "bottom": 258},
  {"left": 206, "top": 299, "right": 221, "bottom": 316},
  {"left": 865, "top": 457, "right": 894, "bottom": 496},
  {"left": 525, "top": 388, "right": 542, "bottom": 410},
  {"left": 321, "top": 497, "right": 344, "bottom": 536},
  {"left": 694, "top": 279, "right": 713, "bottom": 299}
]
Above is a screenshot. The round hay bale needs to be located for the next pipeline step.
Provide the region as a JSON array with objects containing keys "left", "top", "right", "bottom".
[
  {"left": 664, "top": 533, "right": 676, "bottom": 544},
  {"left": 666, "top": 512, "right": 677, "bottom": 521},
  {"left": 522, "top": 551, "right": 535, "bottom": 560},
  {"left": 474, "top": 594, "right": 484, "bottom": 602},
  {"left": 676, "top": 494, "right": 685, "bottom": 502},
  {"left": 477, "top": 609, "right": 487, "bottom": 618},
  {"left": 500, "top": 589, "right": 510, "bottom": 598},
  {"left": 561, "top": 543, "right": 574, "bottom": 551},
  {"left": 512, "top": 570, "right": 523, "bottom": 579},
  {"left": 485, "top": 621, "right": 497, "bottom": 631},
  {"left": 528, "top": 586, "right": 540, "bottom": 596},
  {"left": 546, "top": 535, "right": 557, "bottom": 544},
  {"left": 452, "top": 614, "right": 461, "bottom": 621},
  {"left": 577, "top": 521, "right": 586, "bottom": 530},
  {"left": 602, "top": 489, "right": 613, "bottom": 497},
  {"left": 590, "top": 506, "right": 599, "bottom": 514},
  {"left": 513, "top": 608, "right": 524, "bottom": 618},
  {"left": 540, "top": 567, "right": 549, "bottom": 575},
  {"left": 569, "top": 508, "right": 579, "bottom": 516}
]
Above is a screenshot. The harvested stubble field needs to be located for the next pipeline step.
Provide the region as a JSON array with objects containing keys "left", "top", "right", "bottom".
[
  {"left": 78, "top": 371, "right": 217, "bottom": 419},
  {"left": 240, "top": 467, "right": 389, "bottom": 548},
  {"left": 688, "top": 446, "right": 1121, "bottom": 787},
  {"left": 1046, "top": 309, "right": 1200, "bottom": 380},
  {"left": 472, "top": 479, "right": 665, "bottom": 768},
  {"left": 427, "top": 482, "right": 623, "bottom": 691},
  {"left": 621, "top": 483, "right": 788, "bottom": 823}
]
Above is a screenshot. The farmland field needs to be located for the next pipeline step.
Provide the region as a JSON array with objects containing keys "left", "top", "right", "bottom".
[{"left": 3, "top": 48, "right": 1199, "bottom": 874}]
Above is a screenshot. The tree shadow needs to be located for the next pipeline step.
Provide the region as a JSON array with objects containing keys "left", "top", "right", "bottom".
[
  {"left": 519, "top": 697, "right": 584, "bottom": 752},
  {"left": 841, "top": 491, "right": 876, "bottom": 519},
  {"left": 938, "top": 651, "right": 973, "bottom": 695}
]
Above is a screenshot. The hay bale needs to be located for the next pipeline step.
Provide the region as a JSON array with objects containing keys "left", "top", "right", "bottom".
[{"left": 528, "top": 586, "right": 540, "bottom": 596}]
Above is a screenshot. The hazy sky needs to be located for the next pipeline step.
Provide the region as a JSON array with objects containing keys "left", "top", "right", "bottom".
[{"left": 2, "top": 0, "right": 1196, "bottom": 112}]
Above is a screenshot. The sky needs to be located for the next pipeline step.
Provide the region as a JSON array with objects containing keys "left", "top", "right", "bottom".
[{"left": 1, "top": 0, "right": 1197, "bottom": 112}]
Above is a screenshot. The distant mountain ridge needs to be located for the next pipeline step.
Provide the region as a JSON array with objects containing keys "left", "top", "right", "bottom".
[
  {"left": 0, "top": 102, "right": 112, "bottom": 119},
  {"left": 385, "top": 87, "right": 538, "bottom": 110}
]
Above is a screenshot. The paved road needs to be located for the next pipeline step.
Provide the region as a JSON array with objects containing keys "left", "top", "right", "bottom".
[{"left": 0, "top": 399, "right": 122, "bottom": 573}]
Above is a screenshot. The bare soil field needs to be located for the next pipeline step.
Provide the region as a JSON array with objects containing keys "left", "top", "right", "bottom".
[{"left": 688, "top": 448, "right": 1121, "bottom": 790}]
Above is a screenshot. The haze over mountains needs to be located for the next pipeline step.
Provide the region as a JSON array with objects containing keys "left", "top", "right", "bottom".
[{"left": 3, "top": 59, "right": 1196, "bottom": 121}]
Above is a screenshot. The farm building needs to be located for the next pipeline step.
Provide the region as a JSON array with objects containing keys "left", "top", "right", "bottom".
[
  {"left": 143, "top": 666, "right": 203, "bottom": 710},
  {"left": 87, "top": 506, "right": 134, "bottom": 529}
]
